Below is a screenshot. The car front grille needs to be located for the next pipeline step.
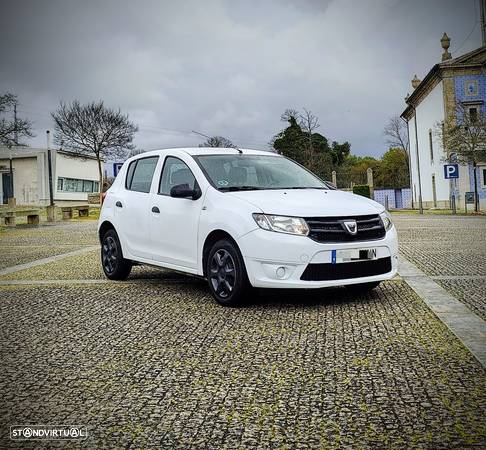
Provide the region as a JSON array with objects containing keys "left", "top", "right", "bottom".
[
  {"left": 300, "top": 257, "right": 392, "bottom": 281},
  {"left": 305, "top": 214, "right": 385, "bottom": 243}
]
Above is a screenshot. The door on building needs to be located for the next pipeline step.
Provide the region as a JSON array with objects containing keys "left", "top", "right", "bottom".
[
  {"left": 394, "top": 189, "right": 403, "bottom": 209},
  {"left": 2, "top": 173, "right": 12, "bottom": 204}
]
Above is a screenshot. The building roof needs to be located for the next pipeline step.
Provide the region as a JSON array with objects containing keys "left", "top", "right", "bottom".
[
  {"left": 401, "top": 45, "right": 486, "bottom": 120},
  {"left": 0, "top": 147, "right": 102, "bottom": 161}
]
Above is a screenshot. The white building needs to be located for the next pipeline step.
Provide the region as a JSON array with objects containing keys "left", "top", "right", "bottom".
[
  {"left": 401, "top": 35, "right": 486, "bottom": 211},
  {"left": 0, "top": 147, "right": 102, "bottom": 206}
]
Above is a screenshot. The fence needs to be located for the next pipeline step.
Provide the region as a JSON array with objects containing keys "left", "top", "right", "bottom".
[
  {"left": 373, "top": 188, "right": 412, "bottom": 210},
  {"left": 331, "top": 168, "right": 373, "bottom": 190}
]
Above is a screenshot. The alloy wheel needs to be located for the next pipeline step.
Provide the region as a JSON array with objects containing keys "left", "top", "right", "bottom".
[
  {"left": 209, "top": 249, "right": 236, "bottom": 298},
  {"left": 102, "top": 236, "right": 118, "bottom": 274}
]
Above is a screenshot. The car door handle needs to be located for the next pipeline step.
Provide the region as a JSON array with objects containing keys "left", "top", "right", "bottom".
[
  {"left": 115, "top": 201, "right": 122, "bottom": 208},
  {"left": 151, "top": 206, "right": 160, "bottom": 213}
]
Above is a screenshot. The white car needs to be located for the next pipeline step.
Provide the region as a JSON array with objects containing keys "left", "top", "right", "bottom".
[{"left": 98, "top": 148, "right": 398, "bottom": 306}]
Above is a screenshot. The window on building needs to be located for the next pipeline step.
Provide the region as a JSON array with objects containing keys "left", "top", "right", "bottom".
[
  {"left": 57, "top": 177, "right": 99, "bottom": 193},
  {"left": 428, "top": 129, "right": 434, "bottom": 163},
  {"left": 126, "top": 156, "right": 159, "bottom": 193},
  {"left": 482, "top": 167, "right": 486, "bottom": 189},
  {"left": 469, "top": 107, "right": 478, "bottom": 124}
]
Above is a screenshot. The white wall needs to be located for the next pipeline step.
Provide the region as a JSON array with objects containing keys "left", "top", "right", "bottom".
[
  {"left": 408, "top": 81, "right": 450, "bottom": 206},
  {"left": 0, "top": 157, "right": 38, "bottom": 205},
  {"left": 54, "top": 152, "right": 101, "bottom": 202}
]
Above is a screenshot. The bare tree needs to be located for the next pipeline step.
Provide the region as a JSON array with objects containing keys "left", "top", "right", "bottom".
[
  {"left": 280, "top": 108, "right": 300, "bottom": 123},
  {"left": 384, "top": 115, "right": 409, "bottom": 152},
  {"left": 199, "top": 136, "right": 236, "bottom": 148},
  {"left": 298, "top": 108, "right": 320, "bottom": 169},
  {"left": 0, "top": 93, "right": 34, "bottom": 147},
  {"left": 52, "top": 100, "right": 138, "bottom": 200},
  {"left": 436, "top": 102, "right": 486, "bottom": 212}
]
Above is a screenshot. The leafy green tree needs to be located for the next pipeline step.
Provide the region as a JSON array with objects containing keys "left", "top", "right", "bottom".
[
  {"left": 375, "top": 147, "right": 410, "bottom": 188},
  {"left": 272, "top": 108, "right": 350, "bottom": 180}
]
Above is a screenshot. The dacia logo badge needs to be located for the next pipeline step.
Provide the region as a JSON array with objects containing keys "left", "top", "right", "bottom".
[{"left": 343, "top": 220, "right": 357, "bottom": 235}]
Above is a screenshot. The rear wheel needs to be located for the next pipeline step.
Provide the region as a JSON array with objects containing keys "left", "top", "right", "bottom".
[
  {"left": 101, "top": 229, "right": 132, "bottom": 280},
  {"left": 206, "top": 239, "right": 249, "bottom": 306},
  {"left": 345, "top": 281, "right": 381, "bottom": 293}
]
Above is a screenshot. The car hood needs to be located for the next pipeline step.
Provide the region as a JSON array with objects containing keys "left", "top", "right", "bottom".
[{"left": 226, "top": 189, "right": 384, "bottom": 217}]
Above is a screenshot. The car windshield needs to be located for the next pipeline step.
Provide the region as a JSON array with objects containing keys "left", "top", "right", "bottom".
[{"left": 194, "top": 154, "right": 329, "bottom": 191}]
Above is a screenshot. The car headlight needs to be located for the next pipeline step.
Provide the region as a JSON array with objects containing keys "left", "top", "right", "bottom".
[
  {"left": 379, "top": 210, "right": 393, "bottom": 231},
  {"left": 253, "top": 213, "right": 309, "bottom": 236}
]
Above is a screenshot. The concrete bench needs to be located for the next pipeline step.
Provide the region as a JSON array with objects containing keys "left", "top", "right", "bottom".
[
  {"left": 61, "top": 205, "right": 90, "bottom": 220},
  {"left": 0, "top": 208, "right": 41, "bottom": 227}
]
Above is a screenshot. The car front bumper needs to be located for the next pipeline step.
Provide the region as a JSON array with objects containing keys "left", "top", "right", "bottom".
[{"left": 237, "top": 226, "right": 398, "bottom": 289}]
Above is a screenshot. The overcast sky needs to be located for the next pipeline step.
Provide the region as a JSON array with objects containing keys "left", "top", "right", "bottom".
[{"left": 0, "top": 0, "right": 482, "bottom": 157}]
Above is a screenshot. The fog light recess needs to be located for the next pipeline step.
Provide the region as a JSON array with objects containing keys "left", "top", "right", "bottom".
[{"left": 276, "top": 266, "right": 286, "bottom": 279}]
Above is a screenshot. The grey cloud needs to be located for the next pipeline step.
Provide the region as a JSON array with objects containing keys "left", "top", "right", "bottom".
[{"left": 0, "top": 0, "right": 481, "bottom": 156}]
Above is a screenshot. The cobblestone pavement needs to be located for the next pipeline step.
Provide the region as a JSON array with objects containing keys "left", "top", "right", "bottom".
[
  {"left": 0, "top": 221, "right": 98, "bottom": 269},
  {"left": 1, "top": 220, "right": 486, "bottom": 449},
  {"left": 393, "top": 214, "right": 486, "bottom": 320}
]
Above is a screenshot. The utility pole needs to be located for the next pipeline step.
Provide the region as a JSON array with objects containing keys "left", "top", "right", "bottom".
[
  {"left": 412, "top": 107, "right": 424, "bottom": 214},
  {"left": 46, "top": 130, "right": 55, "bottom": 222},
  {"left": 7, "top": 100, "right": 18, "bottom": 207},
  {"left": 481, "top": 0, "right": 486, "bottom": 45}
]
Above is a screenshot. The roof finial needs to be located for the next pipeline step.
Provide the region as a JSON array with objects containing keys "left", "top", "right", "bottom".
[
  {"left": 411, "top": 74, "right": 421, "bottom": 89},
  {"left": 441, "top": 33, "right": 451, "bottom": 61}
]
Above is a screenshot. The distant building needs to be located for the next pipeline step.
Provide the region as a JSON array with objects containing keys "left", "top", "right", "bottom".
[
  {"left": 0, "top": 147, "right": 102, "bottom": 205},
  {"left": 401, "top": 34, "right": 486, "bottom": 210}
]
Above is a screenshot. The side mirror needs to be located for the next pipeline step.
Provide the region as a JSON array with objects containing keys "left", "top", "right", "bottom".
[{"left": 170, "top": 183, "right": 201, "bottom": 200}]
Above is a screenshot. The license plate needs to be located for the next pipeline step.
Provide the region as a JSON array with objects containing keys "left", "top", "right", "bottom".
[{"left": 332, "top": 248, "right": 377, "bottom": 264}]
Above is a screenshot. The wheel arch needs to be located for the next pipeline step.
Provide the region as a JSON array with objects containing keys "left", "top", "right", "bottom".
[
  {"left": 202, "top": 229, "right": 241, "bottom": 277},
  {"left": 98, "top": 220, "right": 117, "bottom": 243}
]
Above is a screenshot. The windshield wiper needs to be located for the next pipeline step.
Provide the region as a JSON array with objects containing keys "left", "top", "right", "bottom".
[
  {"left": 219, "top": 185, "right": 263, "bottom": 191},
  {"left": 277, "top": 186, "right": 327, "bottom": 190}
]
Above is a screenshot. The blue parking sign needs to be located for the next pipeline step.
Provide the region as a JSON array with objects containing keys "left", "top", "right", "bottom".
[
  {"left": 113, "top": 162, "right": 124, "bottom": 177},
  {"left": 444, "top": 164, "right": 459, "bottom": 179}
]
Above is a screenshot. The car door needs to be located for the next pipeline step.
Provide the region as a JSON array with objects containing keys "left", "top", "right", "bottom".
[
  {"left": 115, "top": 155, "right": 159, "bottom": 260},
  {"left": 149, "top": 155, "right": 203, "bottom": 270}
]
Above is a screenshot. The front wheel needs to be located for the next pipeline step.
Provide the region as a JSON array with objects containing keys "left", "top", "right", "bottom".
[
  {"left": 206, "top": 239, "right": 249, "bottom": 306},
  {"left": 101, "top": 229, "right": 132, "bottom": 280}
]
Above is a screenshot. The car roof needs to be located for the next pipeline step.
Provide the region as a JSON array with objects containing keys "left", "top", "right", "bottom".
[{"left": 133, "top": 147, "right": 280, "bottom": 158}]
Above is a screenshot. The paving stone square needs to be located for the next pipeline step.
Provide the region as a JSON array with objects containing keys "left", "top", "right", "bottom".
[{"left": 0, "top": 217, "right": 485, "bottom": 449}]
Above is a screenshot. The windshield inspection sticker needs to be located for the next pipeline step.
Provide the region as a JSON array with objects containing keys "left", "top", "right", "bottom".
[{"left": 217, "top": 180, "right": 229, "bottom": 186}]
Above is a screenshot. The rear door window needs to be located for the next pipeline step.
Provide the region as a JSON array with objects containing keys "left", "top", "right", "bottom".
[{"left": 126, "top": 156, "right": 159, "bottom": 193}]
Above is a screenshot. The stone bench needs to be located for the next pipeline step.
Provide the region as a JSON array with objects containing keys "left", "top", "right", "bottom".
[
  {"left": 0, "top": 208, "right": 41, "bottom": 227},
  {"left": 61, "top": 205, "right": 90, "bottom": 220}
]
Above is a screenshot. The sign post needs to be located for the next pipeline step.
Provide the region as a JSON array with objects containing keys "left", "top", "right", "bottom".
[
  {"left": 444, "top": 164, "right": 459, "bottom": 214},
  {"left": 465, "top": 191, "right": 475, "bottom": 214}
]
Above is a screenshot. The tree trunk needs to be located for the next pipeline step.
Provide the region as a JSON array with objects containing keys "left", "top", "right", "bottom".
[
  {"left": 97, "top": 156, "right": 103, "bottom": 205},
  {"left": 473, "top": 161, "right": 479, "bottom": 213}
]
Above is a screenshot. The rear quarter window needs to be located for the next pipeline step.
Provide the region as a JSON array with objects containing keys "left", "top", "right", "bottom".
[{"left": 125, "top": 156, "right": 159, "bottom": 193}]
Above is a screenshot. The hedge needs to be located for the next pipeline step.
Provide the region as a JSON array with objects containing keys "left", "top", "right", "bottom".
[{"left": 352, "top": 184, "right": 371, "bottom": 198}]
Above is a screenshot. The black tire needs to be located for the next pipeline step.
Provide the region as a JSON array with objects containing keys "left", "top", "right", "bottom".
[
  {"left": 206, "top": 239, "right": 249, "bottom": 306},
  {"left": 345, "top": 281, "right": 381, "bottom": 293},
  {"left": 101, "top": 229, "right": 132, "bottom": 280}
]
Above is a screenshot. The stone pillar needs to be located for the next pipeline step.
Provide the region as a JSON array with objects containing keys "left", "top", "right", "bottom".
[
  {"left": 367, "top": 168, "right": 374, "bottom": 198},
  {"left": 7, "top": 197, "right": 16, "bottom": 208},
  {"left": 331, "top": 170, "right": 337, "bottom": 187},
  {"left": 46, "top": 205, "right": 56, "bottom": 222}
]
